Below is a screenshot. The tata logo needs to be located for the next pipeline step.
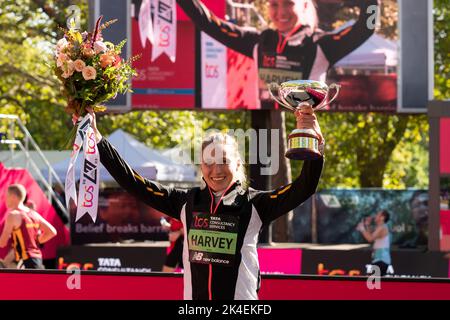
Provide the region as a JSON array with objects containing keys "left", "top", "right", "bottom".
[
  {"left": 205, "top": 64, "right": 219, "bottom": 78},
  {"left": 83, "top": 159, "right": 97, "bottom": 184},
  {"left": 98, "top": 258, "right": 121, "bottom": 267}
]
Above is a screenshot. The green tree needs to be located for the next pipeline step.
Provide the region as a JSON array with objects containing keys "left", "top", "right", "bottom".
[
  {"left": 287, "top": 112, "right": 428, "bottom": 189},
  {"left": 96, "top": 110, "right": 250, "bottom": 151},
  {"left": 0, "top": 0, "right": 88, "bottom": 148}
]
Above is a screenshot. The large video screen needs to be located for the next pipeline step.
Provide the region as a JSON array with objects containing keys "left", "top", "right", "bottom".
[
  {"left": 97, "top": 0, "right": 430, "bottom": 111},
  {"left": 129, "top": 0, "right": 405, "bottom": 111}
]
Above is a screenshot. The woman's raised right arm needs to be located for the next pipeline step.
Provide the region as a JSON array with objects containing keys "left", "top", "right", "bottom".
[
  {"left": 97, "top": 138, "right": 188, "bottom": 219},
  {"left": 177, "top": 0, "right": 260, "bottom": 58}
]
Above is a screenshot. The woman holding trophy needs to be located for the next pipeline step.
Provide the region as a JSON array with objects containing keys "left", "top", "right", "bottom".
[{"left": 87, "top": 106, "right": 323, "bottom": 300}]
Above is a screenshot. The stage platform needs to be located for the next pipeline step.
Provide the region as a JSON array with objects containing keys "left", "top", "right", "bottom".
[
  {"left": 0, "top": 269, "right": 449, "bottom": 300},
  {"left": 56, "top": 242, "right": 450, "bottom": 278}
]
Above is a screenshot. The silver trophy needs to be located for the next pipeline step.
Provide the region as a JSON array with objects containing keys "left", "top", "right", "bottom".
[{"left": 268, "top": 80, "right": 340, "bottom": 160}]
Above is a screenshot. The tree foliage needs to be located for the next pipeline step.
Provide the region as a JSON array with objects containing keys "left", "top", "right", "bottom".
[
  {"left": 286, "top": 112, "right": 429, "bottom": 188},
  {"left": 0, "top": 0, "right": 88, "bottom": 148},
  {"left": 434, "top": 0, "right": 450, "bottom": 100}
]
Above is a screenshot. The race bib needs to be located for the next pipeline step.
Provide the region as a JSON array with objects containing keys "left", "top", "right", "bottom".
[
  {"left": 188, "top": 212, "right": 239, "bottom": 267},
  {"left": 258, "top": 67, "right": 303, "bottom": 103}
]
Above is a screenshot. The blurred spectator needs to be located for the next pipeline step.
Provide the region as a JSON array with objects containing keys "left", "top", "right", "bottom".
[
  {"left": 0, "top": 196, "right": 37, "bottom": 268},
  {"left": 357, "top": 210, "right": 392, "bottom": 276},
  {"left": 0, "top": 184, "right": 57, "bottom": 269}
]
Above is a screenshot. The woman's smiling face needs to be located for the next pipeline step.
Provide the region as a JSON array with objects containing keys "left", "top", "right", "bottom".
[
  {"left": 268, "top": 0, "right": 305, "bottom": 33},
  {"left": 201, "top": 144, "right": 238, "bottom": 193}
]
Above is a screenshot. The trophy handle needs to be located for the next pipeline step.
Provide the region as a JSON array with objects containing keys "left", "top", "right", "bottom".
[
  {"left": 268, "top": 82, "right": 296, "bottom": 112},
  {"left": 315, "top": 83, "right": 341, "bottom": 110}
]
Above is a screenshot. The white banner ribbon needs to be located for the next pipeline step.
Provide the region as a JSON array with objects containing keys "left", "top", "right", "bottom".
[
  {"left": 76, "top": 125, "right": 100, "bottom": 222},
  {"left": 151, "top": 0, "right": 177, "bottom": 63},
  {"left": 65, "top": 114, "right": 91, "bottom": 210},
  {"left": 138, "top": 0, "right": 154, "bottom": 48},
  {"left": 65, "top": 114, "right": 100, "bottom": 222}
]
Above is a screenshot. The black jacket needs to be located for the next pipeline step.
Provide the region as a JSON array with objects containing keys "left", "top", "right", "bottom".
[{"left": 98, "top": 138, "right": 323, "bottom": 299}]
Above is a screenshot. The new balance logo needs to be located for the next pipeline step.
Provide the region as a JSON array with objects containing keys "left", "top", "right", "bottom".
[{"left": 192, "top": 252, "right": 204, "bottom": 261}]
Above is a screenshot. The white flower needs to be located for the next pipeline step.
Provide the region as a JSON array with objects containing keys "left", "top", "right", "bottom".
[
  {"left": 56, "top": 38, "right": 68, "bottom": 49},
  {"left": 93, "top": 41, "right": 107, "bottom": 54}
]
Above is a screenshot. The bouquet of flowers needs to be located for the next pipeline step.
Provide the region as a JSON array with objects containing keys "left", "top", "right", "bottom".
[
  {"left": 54, "top": 16, "right": 138, "bottom": 148},
  {"left": 54, "top": 16, "right": 139, "bottom": 223}
]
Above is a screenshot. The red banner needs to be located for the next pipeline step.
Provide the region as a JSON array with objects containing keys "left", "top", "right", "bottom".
[
  {"left": 440, "top": 118, "right": 450, "bottom": 174},
  {"left": 131, "top": 19, "right": 196, "bottom": 109},
  {"left": 0, "top": 163, "right": 69, "bottom": 260}
]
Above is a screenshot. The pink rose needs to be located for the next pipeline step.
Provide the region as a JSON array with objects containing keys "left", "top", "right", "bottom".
[
  {"left": 56, "top": 53, "right": 68, "bottom": 67},
  {"left": 82, "top": 66, "right": 97, "bottom": 80},
  {"left": 61, "top": 60, "right": 75, "bottom": 78},
  {"left": 93, "top": 41, "right": 107, "bottom": 54},
  {"left": 73, "top": 59, "right": 86, "bottom": 72},
  {"left": 83, "top": 48, "right": 95, "bottom": 58},
  {"left": 82, "top": 44, "right": 95, "bottom": 58}
]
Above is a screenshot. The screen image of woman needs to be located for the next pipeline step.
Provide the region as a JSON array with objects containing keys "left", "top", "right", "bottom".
[{"left": 177, "top": 0, "right": 379, "bottom": 108}]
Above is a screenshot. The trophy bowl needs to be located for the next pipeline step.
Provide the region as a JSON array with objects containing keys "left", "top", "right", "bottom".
[{"left": 268, "top": 80, "right": 340, "bottom": 160}]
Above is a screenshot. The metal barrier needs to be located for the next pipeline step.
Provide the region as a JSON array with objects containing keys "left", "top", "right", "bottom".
[{"left": 0, "top": 114, "right": 68, "bottom": 221}]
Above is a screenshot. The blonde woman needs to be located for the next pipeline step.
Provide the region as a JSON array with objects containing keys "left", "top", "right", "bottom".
[{"left": 89, "top": 105, "right": 323, "bottom": 300}]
